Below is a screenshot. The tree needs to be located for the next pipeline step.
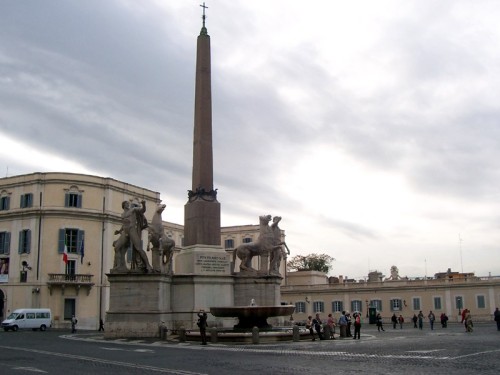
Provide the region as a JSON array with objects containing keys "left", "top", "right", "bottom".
[{"left": 286, "top": 253, "right": 334, "bottom": 273}]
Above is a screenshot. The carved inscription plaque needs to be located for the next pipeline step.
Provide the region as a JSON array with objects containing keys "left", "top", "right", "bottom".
[{"left": 195, "top": 253, "right": 230, "bottom": 275}]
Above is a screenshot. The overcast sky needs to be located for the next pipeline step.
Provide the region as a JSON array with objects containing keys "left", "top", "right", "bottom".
[{"left": 1, "top": 0, "right": 499, "bottom": 279}]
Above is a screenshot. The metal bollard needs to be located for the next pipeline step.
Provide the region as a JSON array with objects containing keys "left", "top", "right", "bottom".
[
  {"left": 252, "top": 326, "right": 260, "bottom": 345},
  {"left": 179, "top": 327, "right": 186, "bottom": 342},
  {"left": 160, "top": 326, "right": 167, "bottom": 340},
  {"left": 210, "top": 327, "right": 218, "bottom": 343},
  {"left": 292, "top": 325, "right": 300, "bottom": 342}
]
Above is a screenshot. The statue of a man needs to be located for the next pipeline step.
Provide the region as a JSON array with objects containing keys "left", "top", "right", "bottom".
[
  {"left": 112, "top": 200, "right": 152, "bottom": 273},
  {"left": 269, "top": 216, "right": 285, "bottom": 275}
]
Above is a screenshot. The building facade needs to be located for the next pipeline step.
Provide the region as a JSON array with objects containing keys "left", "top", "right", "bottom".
[
  {"left": 0, "top": 172, "right": 286, "bottom": 329},
  {"left": 282, "top": 270, "right": 500, "bottom": 323}
]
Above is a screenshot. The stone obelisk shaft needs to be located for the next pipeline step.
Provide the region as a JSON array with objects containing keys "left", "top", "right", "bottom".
[{"left": 184, "top": 27, "right": 221, "bottom": 247}]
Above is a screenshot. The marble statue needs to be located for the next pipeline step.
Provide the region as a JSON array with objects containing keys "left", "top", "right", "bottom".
[
  {"left": 386, "top": 265, "right": 402, "bottom": 281},
  {"left": 269, "top": 216, "right": 285, "bottom": 276},
  {"left": 112, "top": 199, "right": 153, "bottom": 273},
  {"left": 148, "top": 203, "right": 175, "bottom": 274},
  {"left": 233, "top": 215, "right": 281, "bottom": 274}
]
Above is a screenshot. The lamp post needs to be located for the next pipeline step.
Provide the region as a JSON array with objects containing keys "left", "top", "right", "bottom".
[{"left": 365, "top": 300, "right": 369, "bottom": 318}]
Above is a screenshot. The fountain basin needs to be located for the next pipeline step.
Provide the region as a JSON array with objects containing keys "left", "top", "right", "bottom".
[{"left": 210, "top": 305, "right": 295, "bottom": 330}]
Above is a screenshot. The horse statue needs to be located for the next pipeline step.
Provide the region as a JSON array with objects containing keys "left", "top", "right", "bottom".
[
  {"left": 148, "top": 203, "right": 175, "bottom": 274},
  {"left": 233, "top": 215, "right": 279, "bottom": 274}
]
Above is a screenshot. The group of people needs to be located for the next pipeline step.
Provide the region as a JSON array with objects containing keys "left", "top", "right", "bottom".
[{"left": 306, "top": 311, "right": 362, "bottom": 340}]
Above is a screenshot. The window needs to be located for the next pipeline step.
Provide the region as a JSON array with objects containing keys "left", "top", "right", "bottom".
[
  {"left": 26, "top": 313, "right": 35, "bottom": 319},
  {"left": 59, "top": 228, "right": 84, "bottom": 255},
  {"left": 18, "top": 229, "right": 31, "bottom": 254},
  {"left": 0, "top": 232, "right": 11, "bottom": 255},
  {"left": 295, "top": 302, "right": 306, "bottom": 313},
  {"left": 0, "top": 196, "right": 10, "bottom": 211},
  {"left": 332, "top": 301, "right": 343, "bottom": 313},
  {"left": 351, "top": 300, "right": 362, "bottom": 313},
  {"left": 313, "top": 301, "right": 324, "bottom": 313},
  {"left": 370, "top": 299, "right": 382, "bottom": 312},
  {"left": 242, "top": 237, "right": 252, "bottom": 243},
  {"left": 64, "top": 299, "right": 76, "bottom": 320},
  {"left": 65, "top": 192, "right": 82, "bottom": 208},
  {"left": 477, "top": 295, "right": 486, "bottom": 309},
  {"left": 390, "top": 299, "right": 402, "bottom": 311},
  {"left": 412, "top": 297, "right": 421, "bottom": 311},
  {"left": 224, "top": 239, "right": 234, "bottom": 249},
  {"left": 20, "top": 193, "right": 33, "bottom": 208},
  {"left": 434, "top": 297, "right": 442, "bottom": 310}
]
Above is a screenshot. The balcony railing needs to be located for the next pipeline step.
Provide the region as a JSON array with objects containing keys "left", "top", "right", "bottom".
[{"left": 47, "top": 273, "right": 94, "bottom": 296}]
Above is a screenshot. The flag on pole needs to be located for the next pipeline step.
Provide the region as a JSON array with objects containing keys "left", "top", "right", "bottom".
[
  {"left": 63, "top": 237, "right": 68, "bottom": 264},
  {"left": 80, "top": 237, "right": 85, "bottom": 264}
]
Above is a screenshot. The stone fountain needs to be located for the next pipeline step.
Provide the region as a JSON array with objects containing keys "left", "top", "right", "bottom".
[{"left": 210, "top": 304, "right": 295, "bottom": 330}]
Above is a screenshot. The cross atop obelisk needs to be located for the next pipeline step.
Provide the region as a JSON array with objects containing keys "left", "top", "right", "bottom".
[{"left": 184, "top": 3, "right": 221, "bottom": 247}]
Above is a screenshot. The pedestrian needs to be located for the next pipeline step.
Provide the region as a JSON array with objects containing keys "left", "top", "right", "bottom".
[
  {"left": 398, "top": 315, "right": 404, "bottom": 329},
  {"left": 346, "top": 312, "right": 352, "bottom": 337},
  {"left": 391, "top": 313, "right": 398, "bottom": 329},
  {"left": 98, "top": 318, "right": 104, "bottom": 332},
  {"left": 461, "top": 309, "right": 469, "bottom": 332},
  {"left": 339, "top": 311, "right": 348, "bottom": 337},
  {"left": 197, "top": 310, "right": 208, "bottom": 345},
  {"left": 71, "top": 314, "right": 78, "bottom": 333},
  {"left": 494, "top": 307, "right": 500, "bottom": 331},
  {"left": 465, "top": 311, "right": 473, "bottom": 333},
  {"left": 412, "top": 314, "right": 418, "bottom": 328},
  {"left": 313, "top": 313, "right": 324, "bottom": 340},
  {"left": 353, "top": 312, "right": 361, "bottom": 339},
  {"left": 440, "top": 313, "right": 448, "bottom": 328},
  {"left": 428, "top": 310, "right": 435, "bottom": 330},
  {"left": 306, "top": 315, "right": 315, "bottom": 341},
  {"left": 418, "top": 311, "right": 424, "bottom": 330},
  {"left": 327, "top": 313, "right": 336, "bottom": 339},
  {"left": 376, "top": 313, "right": 385, "bottom": 332}
]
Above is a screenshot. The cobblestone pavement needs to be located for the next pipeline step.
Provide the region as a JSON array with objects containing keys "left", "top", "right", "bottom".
[
  {"left": 1, "top": 322, "right": 499, "bottom": 374},
  {"left": 62, "top": 322, "right": 500, "bottom": 374}
]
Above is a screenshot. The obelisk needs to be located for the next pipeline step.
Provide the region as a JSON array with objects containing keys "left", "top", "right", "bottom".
[{"left": 184, "top": 3, "right": 221, "bottom": 247}]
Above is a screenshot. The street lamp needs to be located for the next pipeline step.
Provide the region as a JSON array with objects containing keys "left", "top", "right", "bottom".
[{"left": 365, "top": 300, "right": 369, "bottom": 318}]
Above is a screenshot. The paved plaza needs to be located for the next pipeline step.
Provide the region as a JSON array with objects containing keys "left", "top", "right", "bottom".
[{"left": 1, "top": 322, "right": 499, "bottom": 374}]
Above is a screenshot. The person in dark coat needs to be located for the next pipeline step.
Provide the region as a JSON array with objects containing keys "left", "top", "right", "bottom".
[{"left": 197, "top": 310, "right": 208, "bottom": 345}]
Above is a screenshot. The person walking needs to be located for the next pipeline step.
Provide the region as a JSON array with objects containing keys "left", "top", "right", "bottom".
[
  {"left": 428, "top": 310, "right": 436, "bottom": 330},
  {"left": 71, "top": 315, "right": 78, "bottom": 333},
  {"left": 376, "top": 313, "right": 385, "bottom": 332},
  {"left": 494, "top": 307, "right": 500, "bottom": 331},
  {"left": 339, "top": 311, "right": 348, "bottom": 337},
  {"left": 440, "top": 313, "right": 448, "bottom": 328},
  {"left": 327, "top": 313, "right": 336, "bottom": 339},
  {"left": 398, "top": 315, "right": 404, "bottom": 329},
  {"left": 391, "top": 313, "right": 398, "bottom": 329},
  {"left": 353, "top": 312, "right": 361, "bottom": 339},
  {"left": 313, "top": 313, "right": 324, "bottom": 340},
  {"left": 418, "top": 311, "right": 424, "bottom": 330},
  {"left": 98, "top": 318, "right": 105, "bottom": 332},
  {"left": 465, "top": 311, "right": 474, "bottom": 333},
  {"left": 412, "top": 314, "right": 418, "bottom": 328},
  {"left": 306, "top": 315, "right": 315, "bottom": 341},
  {"left": 197, "top": 310, "right": 208, "bottom": 345},
  {"left": 346, "top": 312, "right": 352, "bottom": 337}
]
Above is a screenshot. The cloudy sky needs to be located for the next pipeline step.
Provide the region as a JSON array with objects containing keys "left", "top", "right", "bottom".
[{"left": 1, "top": 0, "right": 500, "bottom": 279}]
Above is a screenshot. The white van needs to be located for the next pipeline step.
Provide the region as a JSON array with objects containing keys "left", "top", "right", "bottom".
[{"left": 2, "top": 308, "right": 52, "bottom": 331}]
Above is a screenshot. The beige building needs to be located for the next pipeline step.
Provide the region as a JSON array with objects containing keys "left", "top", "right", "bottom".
[
  {"left": 282, "top": 270, "right": 500, "bottom": 323},
  {"left": 2, "top": 172, "right": 498, "bottom": 330},
  {"left": 0, "top": 172, "right": 285, "bottom": 329}
]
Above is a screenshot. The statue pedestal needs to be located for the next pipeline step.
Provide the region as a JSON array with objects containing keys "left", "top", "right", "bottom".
[
  {"left": 104, "top": 273, "right": 172, "bottom": 338},
  {"left": 233, "top": 275, "right": 282, "bottom": 306}
]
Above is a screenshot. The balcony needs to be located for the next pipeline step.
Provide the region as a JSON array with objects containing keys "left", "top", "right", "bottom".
[{"left": 47, "top": 273, "right": 94, "bottom": 296}]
